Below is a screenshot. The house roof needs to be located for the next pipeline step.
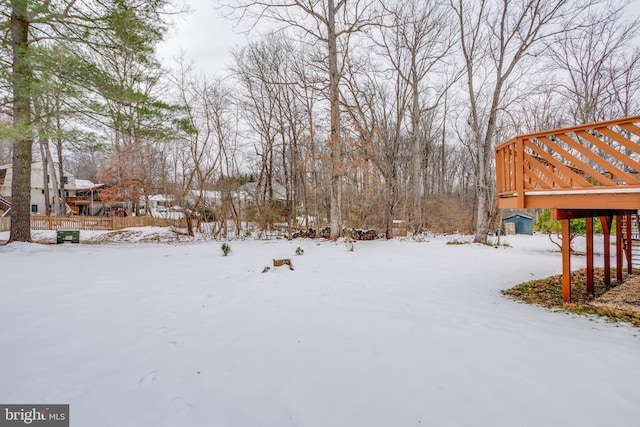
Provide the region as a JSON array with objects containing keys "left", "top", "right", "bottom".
[
  {"left": 240, "top": 181, "right": 287, "bottom": 200},
  {"left": 187, "top": 189, "right": 222, "bottom": 201},
  {"left": 75, "top": 179, "right": 104, "bottom": 190},
  {"left": 149, "top": 194, "right": 174, "bottom": 202}
]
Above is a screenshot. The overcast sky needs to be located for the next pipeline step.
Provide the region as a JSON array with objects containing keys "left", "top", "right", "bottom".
[
  {"left": 157, "top": 0, "right": 640, "bottom": 78},
  {"left": 157, "top": 0, "right": 254, "bottom": 77}
]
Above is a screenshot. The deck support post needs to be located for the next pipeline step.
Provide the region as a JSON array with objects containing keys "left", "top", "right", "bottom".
[
  {"left": 601, "top": 216, "right": 612, "bottom": 287},
  {"left": 616, "top": 215, "right": 623, "bottom": 283},
  {"left": 562, "top": 219, "right": 571, "bottom": 303},
  {"left": 586, "top": 217, "right": 594, "bottom": 296}
]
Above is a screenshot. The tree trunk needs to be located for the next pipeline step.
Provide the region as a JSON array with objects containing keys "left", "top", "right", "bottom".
[
  {"left": 39, "top": 140, "right": 51, "bottom": 216},
  {"left": 10, "top": 2, "right": 33, "bottom": 242},
  {"left": 44, "top": 141, "right": 61, "bottom": 216},
  {"left": 474, "top": 185, "right": 490, "bottom": 242},
  {"left": 328, "top": 0, "right": 342, "bottom": 239},
  {"left": 186, "top": 214, "right": 193, "bottom": 236},
  {"left": 440, "top": 94, "right": 448, "bottom": 194},
  {"left": 473, "top": 139, "right": 498, "bottom": 242},
  {"left": 411, "top": 72, "right": 422, "bottom": 233},
  {"left": 56, "top": 107, "right": 66, "bottom": 216}
]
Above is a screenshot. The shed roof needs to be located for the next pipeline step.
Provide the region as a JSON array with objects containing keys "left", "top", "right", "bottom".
[{"left": 504, "top": 214, "right": 533, "bottom": 220}]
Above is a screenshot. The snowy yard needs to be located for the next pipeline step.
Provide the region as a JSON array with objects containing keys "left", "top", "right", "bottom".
[{"left": 1, "top": 231, "right": 639, "bottom": 426}]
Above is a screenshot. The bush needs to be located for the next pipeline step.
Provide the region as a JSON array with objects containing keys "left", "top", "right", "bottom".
[
  {"left": 535, "top": 209, "right": 605, "bottom": 252},
  {"left": 295, "top": 247, "right": 304, "bottom": 256},
  {"left": 221, "top": 243, "right": 231, "bottom": 256},
  {"left": 446, "top": 239, "right": 469, "bottom": 245}
]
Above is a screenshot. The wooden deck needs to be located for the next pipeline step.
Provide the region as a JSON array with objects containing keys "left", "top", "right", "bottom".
[
  {"left": 495, "top": 115, "right": 640, "bottom": 302},
  {"left": 496, "top": 115, "right": 640, "bottom": 210}
]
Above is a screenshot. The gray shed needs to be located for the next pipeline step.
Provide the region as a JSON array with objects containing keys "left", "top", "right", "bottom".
[{"left": 503, "top": 214, "right": 533, "bottom": 235}]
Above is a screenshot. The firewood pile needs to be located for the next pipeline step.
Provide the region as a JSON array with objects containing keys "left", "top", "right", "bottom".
[
  {"left": 292, "top": 227, "right": 379, "bottom": 240},
  {"left": 344, "top": 228, "right": 378, "bottom": 241},
  {"left": 292, "top": 227, "right": 331, "bottom": 239}
]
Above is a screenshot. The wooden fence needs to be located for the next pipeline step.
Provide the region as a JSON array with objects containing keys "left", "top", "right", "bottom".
[{"left": 0, "top": 216, "right": 187, "bottom": 232}]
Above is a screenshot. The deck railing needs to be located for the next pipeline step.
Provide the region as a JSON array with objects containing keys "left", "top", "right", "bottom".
[{"left": 495, "top": 115, "right": 640, "bottom": 208}]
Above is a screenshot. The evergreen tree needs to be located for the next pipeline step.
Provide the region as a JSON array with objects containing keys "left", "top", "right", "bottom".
[{"left": 0, "top": 0, "right": 173, "bottom": 242}]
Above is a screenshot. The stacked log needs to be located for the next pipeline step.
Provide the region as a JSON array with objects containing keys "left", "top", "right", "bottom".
[
  {"left": 292, "top": 227, "right": 378, "bottom": 240},
  {"left": 344, "top": 228, "right": 378, "bottom": 241},
  {"left": 292, "top": 228, "right": 316, "bottom": 238},
  {"left": 292, "top": 227, "right": 331, "bottom": 239}
]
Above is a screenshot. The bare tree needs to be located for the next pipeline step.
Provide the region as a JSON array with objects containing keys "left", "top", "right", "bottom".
[
  {"left": 289, "top": 44, "right": 326, "bottom": 231},
  {"left": 219, "top": 0, "right": 383, "bottom": 239},
  {"left": 378, "top": 0, "right": 456, "bottom": 233},
  {"left": 170, "top": 58, "right": 239, "bottom": 236},
  {"left": 609, "top": 48, "right": 640, "bottom": 119},
  {"left": 546, "top": 1, "right": 639, "bottom": 123},
  {"left": 342, "top": 49, "right": 411, "bottom": 238},
  {"left": 450, "top": 0, "right": 595, "bottom": 243},
  {"left": 233, "top": 37, "right": 284, "bottom": 234}
]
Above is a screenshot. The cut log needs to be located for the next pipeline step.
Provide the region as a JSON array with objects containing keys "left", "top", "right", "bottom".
[{"left": 273, "top": 258, "right": 294, "bottom": 270}]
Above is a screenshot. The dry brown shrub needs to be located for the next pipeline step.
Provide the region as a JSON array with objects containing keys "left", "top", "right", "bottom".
[{"left": 423, "top": 197, "right": 474, "bottom": 234}]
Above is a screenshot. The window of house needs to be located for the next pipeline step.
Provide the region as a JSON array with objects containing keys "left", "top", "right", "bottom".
[
  {"left": 31, "top": 204, "right": 38, "bottom": 213},
  {"left": 63, "top": 176, "right": 68, "bottom": 185}
]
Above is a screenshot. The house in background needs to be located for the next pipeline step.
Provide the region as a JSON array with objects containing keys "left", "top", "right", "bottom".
[
  {"left": 148, "top": 194, "right": 174, "bottom": 212},
  {"left": 0, "top": 107, "right": 11, "bottom": 165},
  {"left": 0, "top": 161, "right": 77, "bottom": 215},
  {"left": 68, "top": 179, "right": 105, "bottom": 215}
]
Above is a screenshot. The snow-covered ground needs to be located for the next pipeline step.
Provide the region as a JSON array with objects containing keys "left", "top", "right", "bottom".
[{"left": 0, "top": 231, "right": 638, "bottom": 427}]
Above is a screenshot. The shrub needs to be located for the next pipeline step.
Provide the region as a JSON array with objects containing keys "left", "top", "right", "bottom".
[
  {"left": 221, "top": 243, "right": 231, "bottom": 256},
  {"left": 535, "top": 209, "right": 605, "bottom": 252},
  {"left": 446, "top": 240, "right": 469, "bottom": 245}
]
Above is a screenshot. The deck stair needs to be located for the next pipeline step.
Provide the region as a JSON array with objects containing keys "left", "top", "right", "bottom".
[{"left": 621, "top": 213, "right": 640, "bottom": 266}]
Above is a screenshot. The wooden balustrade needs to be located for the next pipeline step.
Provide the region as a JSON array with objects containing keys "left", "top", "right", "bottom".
[{"left": 495, "top": 115, "right": 640, "bottom": 209}]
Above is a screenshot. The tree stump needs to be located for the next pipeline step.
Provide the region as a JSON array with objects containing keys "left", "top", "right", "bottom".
[{"left": 273, "top": 258, "right": 294, "bottom": 270}]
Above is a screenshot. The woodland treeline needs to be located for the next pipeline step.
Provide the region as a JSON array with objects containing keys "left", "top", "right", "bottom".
[{"left": 1, "top": 0, "right": 639, "bottom": 242}]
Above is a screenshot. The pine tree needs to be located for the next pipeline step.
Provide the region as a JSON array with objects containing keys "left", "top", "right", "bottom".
[{"left": 1, "top": 0, "right": 173, "bottom": 242}]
